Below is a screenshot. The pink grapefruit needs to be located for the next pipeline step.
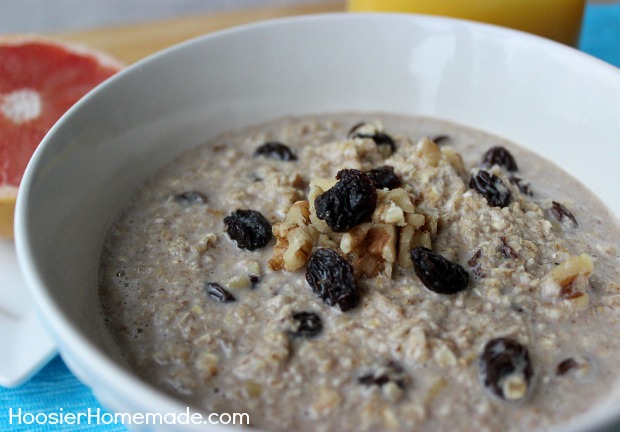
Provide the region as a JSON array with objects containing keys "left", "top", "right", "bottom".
[{"left": 0, "top": 35, "right": 123, "bottom": 237}]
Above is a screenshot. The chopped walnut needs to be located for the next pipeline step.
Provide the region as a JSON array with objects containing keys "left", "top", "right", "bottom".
[
  {"left": 415, "top": 137, "right": 443, "bottom": 167},
  {"left": 271, "top": 175, "right": 433, "bottom": 278},
  {"left": 541, "top": 253, "right": 593, "bottom": 308},
  {"left": 373, "top": 188, "right": 416, "bottom": 226},
  {"left": 342, "top": 223, "right": 397, "bottom": 278},
  {"left": 440, "top": 145, "right": 467, "bottom": 176},
  {"left": 398, "top": 212, "right": 434, "bottom": 269},
  {"left": 269, "top": 201, "right": 318, "bottom": 271}
]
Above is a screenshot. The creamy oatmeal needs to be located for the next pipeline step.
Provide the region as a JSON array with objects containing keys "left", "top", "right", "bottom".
[{"left": 99, "top": 113, "right": 620, "bottom": 432}]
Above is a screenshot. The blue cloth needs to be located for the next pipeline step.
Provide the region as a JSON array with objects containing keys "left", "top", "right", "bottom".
[
  {"left": 1, "top": 4, "right": 619, "bottom": 432},
  {"left": 580, "top": 2, "right": 620, "bottom": 67},
  {"left": 0, "top": 356, "right": 126, "bottom": 431}
]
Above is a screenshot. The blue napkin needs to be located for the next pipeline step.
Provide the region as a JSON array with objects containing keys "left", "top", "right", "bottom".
[
  {"left": 1, "top": 4, "right": 618, "bottom": 432},
  {"left": 0, "top": 356, "right": 125, "bottom": 431},
  {"left": 581, "top": 2, "right": 620, "bottom": 67}
]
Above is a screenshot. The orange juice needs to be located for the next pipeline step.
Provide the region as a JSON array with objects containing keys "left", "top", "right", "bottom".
[{"left": 347, "top": 0, "right": 585, "bottom": 46}]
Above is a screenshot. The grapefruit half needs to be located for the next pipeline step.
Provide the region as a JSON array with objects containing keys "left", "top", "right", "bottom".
[{"left": 0, "top": 35, "right": 123, "bottom": 238}]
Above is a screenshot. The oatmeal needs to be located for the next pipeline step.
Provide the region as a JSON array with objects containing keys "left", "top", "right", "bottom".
[{"left": 99, "top": 114, "right": 620, "bottom": 432}]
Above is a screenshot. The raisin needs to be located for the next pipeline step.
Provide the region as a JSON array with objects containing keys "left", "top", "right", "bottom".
[
  {"left": 410, "top": 247, "right": 469, "bottom": 294},
  {"left": 358, "top": 361, "right": 406, "bottom": 389},
  {"left": 205, "top": 282, "right": 236, "bottom": 303},
  {"left": 291, "top": 311, "right": 323, "bottom": 338},
  {"left": 314, "top": 169, "right": 377, "bottom": 232},
  {"left": 556, "top": 358, "right": 579, "bottom": 376},
  {"left": 366, "top": 165, "right": 401, "bottom": 190},
  {"left": 173, "top": 191, "right": 207, "bottom": 205},
  {"left": 249, "top": 275, "right": 260, "bottom": 288},
  {"left": 306, "top": 248, "right": 360, "bottom": 311},
  {"left": 481, "top": 146, "right": 518, "bottom": 172},
  {"left": 253, "top": 141, "right": 298, "bottom": 161},
  {"left": 479, "top": 338, "right": 533, "bottom": 401},
  {"left": 469, "top": 170, "right": 512, "bottom": 208},
  {"left": 347, "top": 121, "right": 365, "bottom": 136},
  {"left": 348, "top": 123, "right": 396, "bottom": 153},
  {"left": 547, "top": 201, "right": 578, "bottom": 228},
  {"left": 223, "top": 209, "right": 272, "bottom": 251},
  {"left": 432, "top": 134, "right": 450, "bottom": 145}
]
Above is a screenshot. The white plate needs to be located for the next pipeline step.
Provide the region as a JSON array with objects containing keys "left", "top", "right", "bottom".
[{"left": 0, "top": 238, "right": 56, "bottom": 387}]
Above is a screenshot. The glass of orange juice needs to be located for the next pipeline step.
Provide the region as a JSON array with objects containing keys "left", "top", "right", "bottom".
[{"left": 347, "top": 0, "right": 586, "bottom": 46}]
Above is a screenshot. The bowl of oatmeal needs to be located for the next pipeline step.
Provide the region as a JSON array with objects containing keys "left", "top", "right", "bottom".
[{"left": 15, "top": 13, "right": 620, "bottom": 432}]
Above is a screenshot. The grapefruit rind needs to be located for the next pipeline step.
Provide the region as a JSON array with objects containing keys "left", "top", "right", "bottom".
[
  {"left": 0, "top": 35, "right": 123, "bottom": 239},
  {"left": 0, "top": 186, "right": 16, "bottom": 238},
  {"left": 0, "top": 34, "right": 125, "bottom": 71}
]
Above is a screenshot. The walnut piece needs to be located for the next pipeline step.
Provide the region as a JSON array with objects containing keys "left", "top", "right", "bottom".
[
  {"left": 415, "top": 137, "right": 443, "bottom": 167},
  {"left": 541, "top": 253, "right": 594, "bottom": 308},
  {"left": 341, "top": 223, "right": 397, "bottom": 278},
  {"left": 270, "top": 176, "right": 433, "bottom": 278},
  {"left": 269, "top": 201, "right": 318, "bottom": 271}
]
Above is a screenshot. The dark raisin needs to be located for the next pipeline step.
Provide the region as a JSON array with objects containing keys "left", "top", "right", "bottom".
[
  {"left": 481, "top": 146, "right": 518, "bottom": 172},
  {"left": 358, "top": 374, "right": 390, "bottom": 387},
  {"left": 358, "top": 361, "right": 406, "bottom": 389},
  {"left": 500, "top": 237, "right": 518, "bottom": 259},
  {"left": 205, "top": 282, "right": 236, "bottom": 303},
  {"left": 253, "top": 141, "right": 298, "bottom": 161},
  {"left": 556, "top": 358, "right": 579, "bottom": 376},
  {"left": 479, "top": 338, "right": 533, "bottom": 401},
  {"left": 368, "top": 132, "right": 396, "bottom": 152},
  {"left": 223, "top": 209, "right": 272, "bottom": 251},
  {"left": 432, "top": 135, "right": 450, "bottom": 145},
  {"left": 249, "top": 275, "right": 260, "bottom": 288},
  {"left": 306, "top": 248, "right": 360, "bottom": 311},
  {"left": 410, "top": 247, "right": 469, "bottom": 295},
  {"left": 509, "top": 175, "right": 533, "bottom": 196},
  {"left": 314, "top": 169, "right": 377, "bottom": 232},
  {"left": 469, "top": 170, "right": 512, "bottom": 208},
  {"left": 291, "top": 311, "right": 323, "bottom": 338},
  {"left": 547, "top": 201, "right": 578, "bottom": 228},
  {"left": 366, "top": 165, "right": 401, "bottom": 190},
  {"left": 347, "top": 121, "right": 366, "bottom": 136},
  {"left": 348, "top": 123, "right": 396, "bottom": 153},
  {"left": 173, "top": 191, "right": 207, "bottom": 205}
]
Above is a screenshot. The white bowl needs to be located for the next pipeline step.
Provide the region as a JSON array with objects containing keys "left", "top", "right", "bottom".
[{"left": 15, "top": 13, "right": 620, "bottom": 432}]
